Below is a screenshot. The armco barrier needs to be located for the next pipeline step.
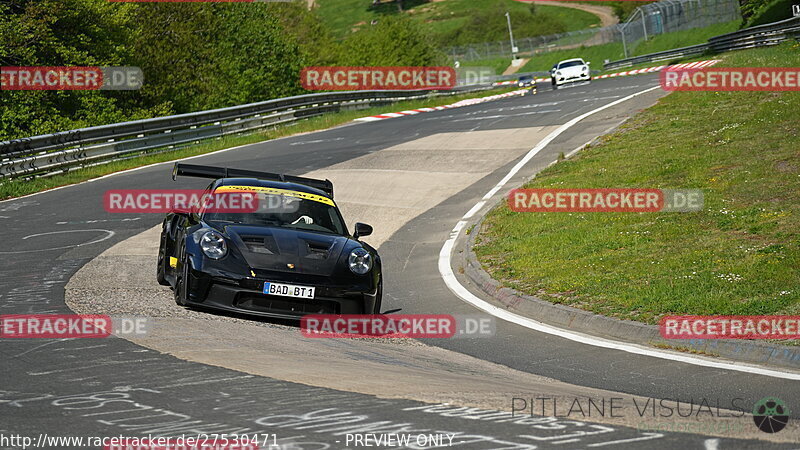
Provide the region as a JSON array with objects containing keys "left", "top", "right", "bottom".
[
  {"left": 604, "top": 17, "right": 800, "bottom": 70},
  {"left": 0, "top": 85, "right": 494, "bottom": 179},
  {"left": 708, "top": 16, "right": 800, "bottom": 52},
  {"left": 604, "top": 43, "right": 710, "bottom": 70}
]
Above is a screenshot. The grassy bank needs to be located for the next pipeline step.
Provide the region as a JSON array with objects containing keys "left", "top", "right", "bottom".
[
  {"left": 518, "top": 20, "right": 739, "bottom": 73},
  {"left": 316, "top": 0, "right": 599, "bottom": 45},
  {"left": 633, "top": 20, "right": 740, "bottom": 56},
  {"left": 0, "top": 88, "right": 514, "bottom": 201},
  {"left": 520, "top": 42, "right": 625, "bottom": 73},
  {"left": 474, "top": 42, "right": 800, "bottom": 323},
  {"left": 464, "top": 57, "right": 520, "bottom": 76}
]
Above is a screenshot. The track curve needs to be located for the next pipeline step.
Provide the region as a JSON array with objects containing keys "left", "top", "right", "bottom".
[{"left": 3, "top": 75, "right": 798, "bottom": 448}]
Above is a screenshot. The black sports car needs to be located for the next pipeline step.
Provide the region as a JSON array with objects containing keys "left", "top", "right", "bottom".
[
  {"left": 517, "top": 75, "right": 537, "bottom": 95},
  {"left": 157, "top": 163, "right": 382, "bottom": 319}
]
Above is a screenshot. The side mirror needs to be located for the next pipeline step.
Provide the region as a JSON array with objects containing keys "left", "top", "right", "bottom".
[
  {"left": 353, "top": 222, "right": 373, "bottom": 239},
  {"left": 172, "top": 206, "right": 199, "bottom": 225}
]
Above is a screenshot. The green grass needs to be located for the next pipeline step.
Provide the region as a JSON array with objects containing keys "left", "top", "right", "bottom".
[
  {"left": 651, "top": 343, "right": 719, "bottom": 357},
  {"left": 463, "top": 57, "right": 517, "bottom": 75},
  {"left": 519, "top": 42, "right": 625, "bottom": 72},
  {"left": 474, "top": 42, "right": 800, "bottom": 324},
  {"left": 0, "top": 88, "right": 515, "bottom": 200},
  {"left": 577, "top": 1, "right": 652, "bottom": 21},
  {"left": 534, "top": 5, "right": 601, "bottom": 31},
  {"left": 519, "top": 20, "right": 741, "bottom": 73},
  {"left": 316, "top": 0, "right": 600, "bottom": 43},
  {"left": 633, "top": 20, "right": 740, "bottom": 56}
]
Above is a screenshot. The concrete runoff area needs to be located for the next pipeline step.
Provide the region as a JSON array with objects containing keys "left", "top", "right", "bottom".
[
  {"left": 65, "top": 121, "right": 798, "bottom": 441},
  {"left": 0, "top": 74, "right": 773, "bottom": 448}
]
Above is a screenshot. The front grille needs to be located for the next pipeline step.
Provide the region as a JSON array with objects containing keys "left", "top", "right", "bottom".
[{"left": 234, "top": 294, "right": 340, "bottom": 315}]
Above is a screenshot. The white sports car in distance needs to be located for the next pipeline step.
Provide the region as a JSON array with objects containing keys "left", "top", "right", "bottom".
[{"left": 550, "top": 58, "right": 591, "bottom": 88}]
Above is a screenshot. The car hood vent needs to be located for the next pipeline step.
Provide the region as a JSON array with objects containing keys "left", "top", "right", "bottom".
[
  {"left": 224, "top": 225, "right": 347, "bottom": 276},
  {"left": 241, "top": 235, "right": 280, "bottom": 255},
  {"left": 304, "top": 239, "right": 333, "bottom": 260}
]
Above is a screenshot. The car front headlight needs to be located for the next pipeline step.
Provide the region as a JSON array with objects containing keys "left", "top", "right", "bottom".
[
  {"left": 556, "top": 71, "right": 562, "bottom": 77},
  {"left": 348, "top": 248, "right": 372, "bottom": 275},
  {"left": 200, "top": 231, "right": 227, "bottom": 259}
]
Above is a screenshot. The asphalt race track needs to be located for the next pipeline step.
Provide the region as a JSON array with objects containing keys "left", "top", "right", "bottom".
[{"left": 2, "top": 75, "right": 798, "bottom": 449}]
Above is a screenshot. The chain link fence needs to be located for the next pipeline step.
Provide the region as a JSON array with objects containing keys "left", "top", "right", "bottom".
[
  {"left": 620, "top": 0, "right": 742, "bottom": 56},
  {"left": 445, "top": 0, "right": 741, "bottom": 62}
]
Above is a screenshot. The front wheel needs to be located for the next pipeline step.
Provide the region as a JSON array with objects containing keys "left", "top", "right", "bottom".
[
  {"left": 372, "top": 278, "right": 383, "bottom": 314},
  {"left": 174, "top": 245, "right": 190, "bottom": 307}
]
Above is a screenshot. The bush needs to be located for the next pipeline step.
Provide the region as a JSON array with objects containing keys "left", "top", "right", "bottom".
[
  {"left": 437, "top": 0, "right": 566, "bottom": 46},
  {"left": 0, "top": 0, "right": 165, "bottom": 139},
  {"left": 743, "top": 0, "right": 796, "bottom": 27},
  {"left": 0, "top": 0, "right": 451, "bottom": 140},
  {"left": 340, "top": 15, "right": 445, "bottom": 66},
  {"left": 0, "top": 1, "right": 309, "bottom": 140}
]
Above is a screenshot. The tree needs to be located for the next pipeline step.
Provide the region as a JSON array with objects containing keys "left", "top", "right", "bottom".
[
  {"left": 0, "top": 0, "right": 166, "bottom": 140},
  {"left": 340, "top": 15, "right": 445, "bottom": 66}
]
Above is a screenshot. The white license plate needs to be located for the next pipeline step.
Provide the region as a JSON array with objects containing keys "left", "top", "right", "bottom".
[{"left": 263, "top": 281, "right": 315, "bottom": 299}]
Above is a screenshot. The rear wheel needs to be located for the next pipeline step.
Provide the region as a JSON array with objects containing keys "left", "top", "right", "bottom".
[{"left": 156, "top": 230, "right": 170, "bottom": 286}]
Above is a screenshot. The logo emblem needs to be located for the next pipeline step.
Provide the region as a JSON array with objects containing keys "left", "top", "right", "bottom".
[{"left": 753, "top": 397, "right": 790, "bottom": 433}]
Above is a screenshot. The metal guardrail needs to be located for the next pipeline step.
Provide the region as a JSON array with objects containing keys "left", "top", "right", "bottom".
[
  {"left": 604, "top": 43, "right": 710, "bottom": 70},
  {"left": 604, "top": 17, "right": 800, "bottom": 70},
  {"left": 0, "top": 85, "right": 494, "bottom": 179},
  {"left": 708, "top": 16, "right": 800, "bottom": 52}
]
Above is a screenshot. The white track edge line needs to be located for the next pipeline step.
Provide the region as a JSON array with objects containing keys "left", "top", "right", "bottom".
[{"left": 438, "top": 85, "right": 800, "bottom": 380}]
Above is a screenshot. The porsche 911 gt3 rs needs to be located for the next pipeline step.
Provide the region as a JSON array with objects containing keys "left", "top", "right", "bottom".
[{"left": 157, "top": 163, "right": 382, "bottom": 319}]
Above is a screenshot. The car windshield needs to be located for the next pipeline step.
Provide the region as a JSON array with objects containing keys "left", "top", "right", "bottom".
[
  {"left": 558, "top": 60, "right": 584, "bottom": 69},
  {"left": 519, "top": 76, "right": 532, "bottom": 81},
  {"left": 203, "top": 189, "right": 347, "bottom": 235}
]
